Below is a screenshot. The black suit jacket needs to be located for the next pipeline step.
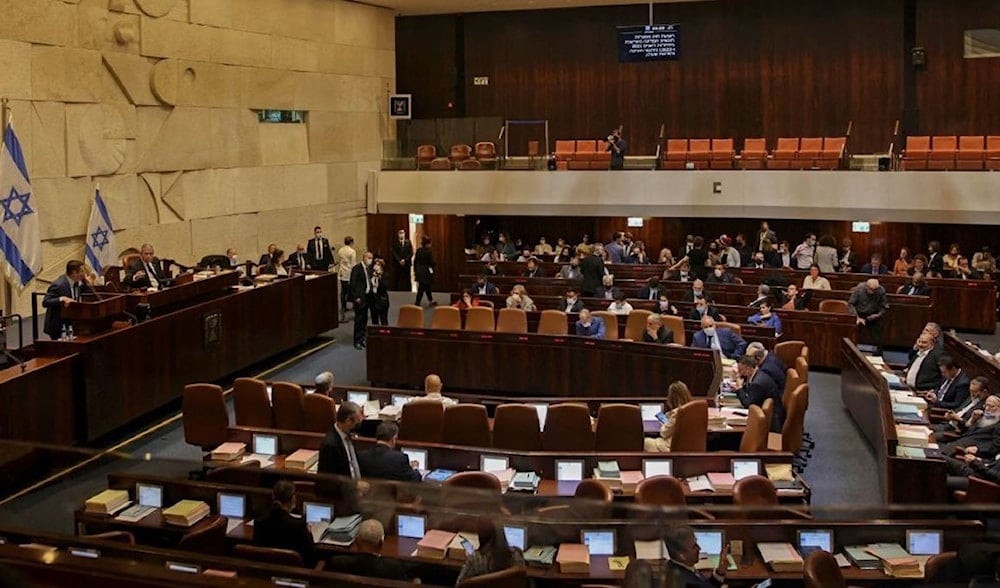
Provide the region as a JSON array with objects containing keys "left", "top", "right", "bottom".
[
  {"left": 124, "top": 257, "right": 165, "bottom": 289},
  {"left": 905, "top": 348, "right": 944, "bottom": 391},
  {"left": 252, "top": 505, "right": 315, "bottom": 566},
  {"left": 42, "top": 275, "right": 92, "bottom": 339},
  {"left": 936, "top": 371, "right": 971, "bottom": 410},
  {"left": 328, "top": 553, "right": 412, "bottom": 582},
  {"left": 928, "top": 252, "right": 944, "bottom": 273},
  {"left": 317, "top": 427, "right": 361, "bottom": 513},
  {"left": 286, "top": 251, "right": 309, "bottom": 271},
  {"left": 899, "top": 283, "right": 932, "bottom": 296},
  {"left": 306, "top": 237, "right": 333, "bottom": 270},
  {"left": 390, "top": 239, "right": 413, "bottom": 268},
  {"left": 579, "top": 255, "right": 605, "bottom": 295},
  {"left": 521, "top": 267, "right": 545, "bottom": 278},
  {"left": 637, "top": 286, "right": 661, "bottom": 300},
  {"left": 737, "top": 370, "right": 785, "bottom": 433},
  {"left": 670, "top": 563, "right": 722, "bottom": 588},
  {"left": 948, "top": 422, "right": 1000, "bottom": 458},
  {"left": 841, "top": 250, "right": 859, "bottom": 272},
  {"left": 349, "top": 263, "right": 371, "bottom": 303},
  {"left": 370, "top": 274, "right": 390, "bottom": 309},
  {"left": 357, "top": 444, "right": 421, "bottom": 482},
  {"left": 760, "top": 353, "right": 788, "bottom": 396},
  {"left": 682, "top": 289, "right": 708, "bottom": 303},
  {"left": 642, "top": 327, "right": 673, "bottom": 344},
  {"left": 413, "top": 246, "right": 435, "bottom": 285},
  {"left": 687, "top": 307, "right": 722, "bottom": 322},
  {"left": 594, "top": 286, "right": 622, "bottom": 300}
]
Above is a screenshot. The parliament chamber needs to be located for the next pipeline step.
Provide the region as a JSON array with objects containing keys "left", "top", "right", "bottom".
[{"left": 1, "top": 0, "right": 1000, "bottom": 586}]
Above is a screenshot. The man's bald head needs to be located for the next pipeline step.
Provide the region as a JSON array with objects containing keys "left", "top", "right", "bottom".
[
  {"left": 424, "top": 373, "right": 443, "bottom": 394},
  {"left": 700, "top": 315, "right": 716, "bottom": 329},
  {"left": 865, "top": 278, "right": 880, "bottom": 292}
]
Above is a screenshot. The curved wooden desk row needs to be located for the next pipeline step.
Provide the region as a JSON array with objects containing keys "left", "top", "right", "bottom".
[
  {"left": 366, "top": 326, "right": 723, "bottom": 398},
  {"left": 462, "top": 261, "right": 995, "bottom": 332},
  {"left": 839, "top": 338, "right": 948, "bottom": 504},
  {"left": 944, "top": 333, "right": 1000, "bottom": 383}
]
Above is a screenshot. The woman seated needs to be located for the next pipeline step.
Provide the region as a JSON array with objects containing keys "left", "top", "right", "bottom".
[
  {"left": 748, "top": 301, "right": 782, "bottom": 336},
  {"left": 505, "top": 284, "right": 536, "bottom": 312},
  {"left": 892, "top": 248, "right": 912, "bottom": 276},
  {"left": 644, "top": 381, "right": 693, "bottom": 452},
  {"left": 261, "top": 249, "right": 288, "bottom": 276},
  {"left": 452, "top": 289, "right": 481, "bottom": 309},
  {"left": 643, "top": 313, "right": 673, "bottom": 344},
  {"left": 943, "top": 243, "right": 962, "bottom": 272},
  {"left": 658, "top": 248, "right": 675, "bottom": 266},
  {"left": 608, "top": 292, "right": 634, "bottom": 315},
  {"left": 801, "top": 264, "right": 830, "bottom": 290}
]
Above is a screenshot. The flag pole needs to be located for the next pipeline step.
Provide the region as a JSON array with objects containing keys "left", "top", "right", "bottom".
[
  {"left": 0, "top": 98, "right": 10, "bottom": 312},
  {"left": 0, "top": 97, "right": 7, "bottom": 141}
]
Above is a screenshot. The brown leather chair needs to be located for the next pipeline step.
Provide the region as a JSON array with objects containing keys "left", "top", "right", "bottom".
[
  {"left": 774, "top": 340, "right": 806, "bottom": 369},
  {"left": 717, "top": 321, "right": 742, "bottom": 336},
  {"left": 670, "top": 400, "right": 708, "bottom": 452},
  {"left": 399, "top": 400, "right": 445, "bottom": 443},
  {"left": 496, "top": 308, "right": 528, "bottom": 333},
  {"left": 429, "top": 157, "right": 452, "bottom": 170},
  {"left": 303, "top": 393, "right": 337, "bottom": 433},
  {"left": 591, "top": 311, "right": 618, "bottom": 340},
  {"left": 733, "top": 475, "right": 778, "bottom": 507},
  {"left": 474, "top": 142, "right": 498, "bottom": 169},
  {"left": 449, "top": 144, "right": 473, "bottom": 164},
  {"left": 444, "top": 471, "right": 503, "bottom": 492},
  {"left": 594, "top": 404, "right": 643, "bottom": 451},
  {"left": 818, "top": 299, "right": 850, "bottom": 314},
  {"left": 923, "top": 552, "right": 958, "bottom": 582},
  {"left": 233, "top": 544, "right": 305, "bottom": 567},
  {"left": 781, "top": 384, "right": 809, "bottom": 454},
  {"left": 397, "top": 304, "right": 425, "bottom": 328},
  {"left": 431, "top": 306, "right": 462, "bottom": 330},
  {"left": 443, "top": 471, "right": 506, "bottom": 513},
  {"left": 739, "top": 405, "right": 769, "bottom": 452},
  {"left": 416, "top": 144, "right": 437, "bottom": 169},
  {"left": 465, "top": 306, "right": 496, "bottom": 332},
  {"left": 233, "top": 377, "right": 272, "bottom": 428},
  {"left": 456, "top": 564, "right": 527, "bottom": 588},
  {"left": 177, "top": 515, "right": 227, "bottom": 555},
  {"left": 782, "top": 367, "right": 802, "bottom": 410},
  {"left": 271, "top": 382, "right": 306, "bottom": 431},
  {"left": 761, "top": 398, "right": 774, "bottom": 438},
  {"left": 635, "top": 476, "right": 686, "bottom": 507},
  {"left": 575, "top": 478, "right": 613, "bottom": 502},
  {"left": 442, "top": 404, "right": 492, "bottom": 447},
  {"left": 537, "top": 310, "right": 568, "bottom": 335},
  {"left": 795, "top": 355, "right": 809, "bottom": 384},
  {"left": 492, "top": 404, "right": 542, "bottom": 451},
  {"left": 542, "top": 403, "right": 594, "bottom": 451},
  {"left": 661, "top": 314, "right": 686, "bottom": 345},
  {"left": 81, "top": 531, "right": 135, "bottom": 544},
  {"left": 953, "top": 476, "right": 1000, "bottom": 503},
  {"left": 623, "top": 309, "right": 653, "bottom": 341},
  {"left": 803, "top": 549, "right": 845, "bottom": 588},
  {"left": 459, "top": 159, "right": 483, "bottom": 170},
  {"left": 182, "top": 384, "right": 229, "bottom": 450}
]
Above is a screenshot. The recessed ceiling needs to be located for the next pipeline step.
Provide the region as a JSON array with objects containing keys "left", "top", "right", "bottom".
[{"left": 367, "top": 0, "right": 709, "bottom": 17}]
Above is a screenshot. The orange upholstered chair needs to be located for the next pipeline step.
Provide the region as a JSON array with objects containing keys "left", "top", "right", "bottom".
[
  {"left": 399, "top": 401, "right": 444, "bottom": 443},
  {"left": 554, "top": 140, "right": 576, "bottom": 162},
  {"left": 816, "top": 137, "right": 846, "bottom": 170},
  {"left": 492, "top": 404, "right": 542, "bottom": 451},
  {"left": 594, "top": 404, "right": 643, "bottom": 451},
  {"left": 271, "top": 382, "right": 306, "bottom": 431},
  {"left": 442, "top": 404, "right": 492, "bottom": 447},
  {"left": 635, "top": 476, "right": 687, "bottom": 507},
  {"left": 459, "top": 159, "right": 483, "bottom": 170},
  {"left": 955, "top": 135, "right": 985, "bottom": 171},
  {"left": 739, "top": 405, "right": 769, "bottom": 452},
  {"left": 183, "top": 384, "right": 229, "bottom": 450},
  {"left": 416, "top": 144, "right": 437, "bottom": 170},
  {"left": 449, "top": 144, "right": 472, "bottom": 164},
  {"left": 927, "top": 135, "right": 957, "bottom": 170},
  {"left": 663, "top": 139, "right": 688, "bottom": 170},
  {"left": 661, "top": 314, "right": 685, "bottom": 346},
  {"left": 774, "top": 340, "right": 806, "bottom": 369},
  {"left": 670, "top": 400, "right": 708, "bottom": 452},
  {"left": 303, "top": 394, "right": 337, "bottom": 434},
  {"left": 591, "top": 311, "right": 618, "bottom": 340},
  {"left": 592, "top": 140, "right": 612, "bottom": 169},
  {"left": 542, "top": 403, "right": 594, "bottom": 451},
  {"left": 233, "top": 377, "right": 272, "bottom": 428},
  {"left": 496, "top": 308, "right": 528, "bottom": 333},
  {"left": 430, "top": 306, "right": 462, "bottom": 330},
  {"left": 687, "top": 139, "right": 711, "bottom": 169},
  {"left": 465, "top": 306, "right": 496, "bottom": 332},
  {"left": 740, "top": 138, "right": 768, "bottom": 169},
  {"left": 709, "top": 138, "right": 734, "bottom": 169},
  {"left": 429, "top": 157, "right": 452, "bottom": 170},
  {"left": 537, "top": 310, "right": 568, "bottom": 335},
  {"left": 396, "top": 304, "right": 425, "bottom": 328},
  {"left": 987, "top": 136, "right": 1000, "bottom": 170},
  {"left": 474, "top": 142, "right": 498, "bottom": 168},
  {"left": 574, "top": 140, "right": 597, "bottom": 161},
  {"left": 804, "top": 550, "right": 846, "bottom": 588},
  {"left": 901, "top": 135, "right": 930, "bottom": 170},
  {"left": 623, "top": 309, "right": 653, "bottom": 341},
  {"left": 818, "top": 299, "right": 849, "bottom": 314},
  {"left": 796, "top": 137, "right": 823, "bottom": 169},
  {"left": 769, "top": 137, "right": 799, "bottom": 169},
  {"left": 781, "top": 384, "right": 809, "bottom": 454}
]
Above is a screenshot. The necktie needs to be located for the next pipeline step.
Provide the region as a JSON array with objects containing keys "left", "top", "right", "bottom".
[
  {"left": 315, "top": 239, "right": 322, "bottom": 260},
  {"left": 72, "top": 282, "right": 79, "bottom": 301},
  {"left": 365, "top": 267, "right": 371, "bottom": 293},
  {"left": 345, "top": 436, "right": 360, "bottom": 479},
  {"left": 938, "top": 379, "right": 953, "bottom": 401},
  {"left": 146, "top": 262, "right": 159, "bottom": 287}
]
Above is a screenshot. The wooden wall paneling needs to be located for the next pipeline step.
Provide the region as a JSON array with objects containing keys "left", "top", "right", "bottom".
[{"left": 395, "top": 15, "right": 458, "bottom": 120}]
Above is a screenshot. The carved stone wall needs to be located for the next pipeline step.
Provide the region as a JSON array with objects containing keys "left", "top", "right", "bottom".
[{"left": 4, "top": 0, "right": 394, "bottom": 315}]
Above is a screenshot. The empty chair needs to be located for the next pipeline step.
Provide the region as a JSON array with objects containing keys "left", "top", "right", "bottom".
[
  {"left": 803, "top": 550, "right": 846, "bottom": 588},
  {"left": 492, "top": 404, "right": 542, "bottom": 451},
  {"left": 397, "top": 304, "right": 425, "bottom": 328},
  {"left": 769, "top": 138, "right": 799, "bottom": 169},
  {"left": 782, "top": 367, "right": 802, "bottom": 410},
  {"left": 956, "top": 135, "right": 985, "bottom": 171},
  {"left": 416, "top": 144, "right": 437, "bottom": 170},
  {"left": 716, "top": 321, "right": 742, "bottom": 336},
  {"left": 816, "top": 137, "right": 846, "bottom": 170},
  {"left": 474, "top": 141, "right": 498, "bottom": 168},
  {"left": 733, "top": 475, "right": 778, "bottom": 507},
  {"left": 661, "top": 314, "right": 686, "bottom": 345},
  {"left": 303, "top": 393, "right": 337, "bottom": 433},
  {"left": 687, "top": 139, "right": 711, "bottom": 169},
  {"left": 575, "top": 479, "right": 613, "bottom": 502},
  {"left": 449, "top": 144, "right": 472, "bottom": 164},
  {"left": 739, "top": 138, "right": 768, "bottom": 169},
  {"left": 709, "top": 138, "right": 735, "bottom": 169},
  {"left": 955, "top": 476, "right": 1000, "bottom": 503},
  {"left": 182, "top": 384, "right": 229, "bottom": 450},
  {"left": 761, "top": 398, "right": 775, "bottom": 439},
  {"left": 662, "top": 138, "right": 688, "bottom": 170},
  {"left": 781, "top": 384, "right": 809, "bottom": 454},
  {"left": 795, "top": 356, "right": 810, "bottom": 384},
  {"left": 429, "top": 157, "right": 452, "bottom": 170},
  {"left": 574, "top": 140, "right": 597, "bottom": 161},
  {"left": 443, "top": 471, "right": 506, "bottom": 513},
  {"left": 739, "top": 405, "right": 769, "bottom": 452},
  {"left": 670, "top": 400, "right": 708, "bottom": 452},
  {"left": 623, "top": 309, "right": 653, "bottom": 341},
  {"left": 796, "top": 137, "right": 823, "bottom": 169},
  {"left": 465, "top": 306, "right": 496, "bottom": 332},
  {"left": 987, "top": 136, "right": 1000, "bottom": 170},
  {"left": 496, "top": 308, "right": 528, "bottom": 333},
  {"left": 927, "top": 135, "right": 957, "bottom": 170},
  {"left": 591, "top": 311, "right": 619, "bottom": 340},
  {"left": 233, "top": 544, "right": 304, "bottom": 567},
  {"left": 554, "top": 140, "right": 576, "bottom": 162},
  {"left": 444, "top": 471, "right": 502, "bottom": 492},
  {"left": 456, "top": 564, "right": 527, "bottom": 588},
  {"left": 901, "top": 135, "right": 930, "bottom": 170},
  {"left": 594, "top": 404, "right": 643, "bottom": 451},
  {"left": 817, "top": 299, "right": 849, "bottom": 314},
  {"left": 233, "top": 377, "right": 272, "bottom": 428},
  {"left": 459, "top": 159, "right": 483, "bottom": 170},
  {"left": 542, "top": 403, "right": 594, "bottom": 451},
  {"left": 635, "top": 476, "right": 687, "bottom": 507},
  {"left": 271, "top": 382, "right": 306, "bottom": 430},
  {"left": 537, "top": 309, "right": 568, "bottom": 335},
  {"left": 430, "top": 306, "right": 462, "bottom": 330},
  {"left": 527, "top": 140, "right": 541, "bottom": 168},
  {"left": 178, "top": 515, "right": 227, "bottom": 555},
  {"left": 442, "top": 404, "right": 492, "bottom": 447},
  {"left": 398, "top": 401, "right": 445, "bottom": 443},
  {"left": 774, "top": 340, "right": 806, "bottom": 369}
]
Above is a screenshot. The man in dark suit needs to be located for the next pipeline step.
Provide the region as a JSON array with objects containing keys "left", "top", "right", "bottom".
[
  {"left": 898, "top": 272, "right": 932, "bottom": 296},
  {"left": 318, "top": 402, "right": 366, "bottom": 512},
  {"left": 390, "top": 229, "right": 413, "bottom": 291},
  {"left": 252, "top": 480, "right": 315, "bottom": 566},
  {"left": 358, "top": 422, "right": 422, "bottom": 482},
  {"left": 521, "top": 257, "right": 544, "bottom": 278},
  {"left": 687, "top": 297, "right": 722, "bottom": 322},
  {"left": 286, "top": 244, "right": 309, "bottom": 272},
  {"left": 42, "top": 260, "right": 93, "bottom": 340},
  {"left": 594, "top": 274, "right": 621, "bottom": 300},
  {"left": 682, "top": 279, "right": 707, "bottom": 302},
  {"left": 663, "top": 524, "right": 729, "bottom": 588},
  {"left": 923, "top": 356, "right": 970, "bottom": 410},
  {"left": 706, "top": 262, "right": 735, "bottom": 284},
  {"left": 349, "top": 251, "right": 374, "bottom": 349},
  {"left": 471, "top": 274, "right": 499, "bottom": 296},
  {"left": 747, "top": 342, "right": 787, "bottom": 396},
  {"left": 927, "top": 240, "right": 945, "bottom": 275},
  {"left": 735, "top": 355, "right": 785, "bottom": 433},
  {"left": 562, "top": 288, "right": 585, "bottom": 314},
  {"left": 328, "top": 520, "right": 413, "bottom": 581},
  {"left": 578, "top": 246, "right": 605, "bottom": 297},
  {"left": 903, "top": 333, "right": 943, "bottom": 390},
  {"left": 692, "top": 316, "right": 747, "bottom": 360},
  {"left": 124, "top": 243, "right": 166, "bottom": 289},
  {"left": 258, "top": 243, "right": 276, "bottom": 267},
  {"left": 942, "top": 394, "right": 1000, "bottom": 460},
  {"left": 637, "top": 277, "right": 662, "bottom": 301},
  {"left": 934, "top": 376, "right": 989, "bottom": 440},
  {"left": 860, "top": 253, "right": 889, "bottom": 275},
  {"left": 306, "top": 226, "right": 333, "bottom": 271}
]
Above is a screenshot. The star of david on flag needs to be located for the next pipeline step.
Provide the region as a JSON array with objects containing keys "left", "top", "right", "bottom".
[
  {"left": 0, "top": 121, "right": 41, "bottom": 289},
  {"left": 86, "top": 189, "right": 117, "bottom": 274}
]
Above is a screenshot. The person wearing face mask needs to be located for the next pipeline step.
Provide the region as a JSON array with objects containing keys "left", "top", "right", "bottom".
[
  {"left": 747, "top": 251, "right": 770, "bottom": 270},
  {"left": 534, "top": 236, "right": 554, "bottom": 256},
  {"left": 706, "top": 262, "right": 733, "bottom": 284},
  {"left": 656, "top": 294, "right": 679, "bottom": 316},
  {"left": 664, "top": 260, "right": 692, "bottom": 282},
  {"left": 791, "top": 233, "right": 816, "bottom": 269},
  {"left": 595, "top": 274, "right": 621, "bottom": 300},
  {"left": 687, "top": 297, "right": 722, "bottom": 322},
  {"left": 286, "top": 244, "right": 309, "bottom": 272},
  {"left": 558, "top": 255, "right": 582, "bottom": 279},
  {"left": 307, "top": 226, "right": 333, "bottom": 271},
  {"left": 922, "top": 356, "right": 970, "bottom": 410},
  {"left": 682, "top": 279, "right": 707, "bottom": 302},
  {"left": 718, "top": 235, "right": 740, "bottom": 268},
  {"left": 349, "top": 251, "right": 375, "bottom": 349},
  {"left": 562, "top": 288, "right": 585, "bottom": 313},
  {"left": 608, "top": 292, "right": 634, "bottom": 316},
  {"left": 337, "top": 236, "right": 357, "bottom": 320},
  {"left": 554, "top": 246, "right": 573, "bottom": 265},
  {"left": 471, "top": 274, "right": 499, "bottom": 296},
  {"left": 389, "top": 229, "right": 413, "bottom": 291},
  {"left": 692, "top": 316, "right": 747, "bottom": 360},
  {"left": 497, "top": 233, "right": 516, "bottom": 259},
  {"left": 840, "top": 238, "right": 859, "bottom": 273},
  {"left": 706, "top": 241, "right": 721, "bottom": 266}
]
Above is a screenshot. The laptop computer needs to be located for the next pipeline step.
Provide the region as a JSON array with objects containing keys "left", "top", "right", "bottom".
[{"left": 303, "top": 502, "right": 333, "bottom": 543}]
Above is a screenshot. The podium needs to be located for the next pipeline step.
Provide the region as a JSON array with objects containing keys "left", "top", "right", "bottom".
[{"left": 62, "top": 295, "right": 127, "bottom": 336}]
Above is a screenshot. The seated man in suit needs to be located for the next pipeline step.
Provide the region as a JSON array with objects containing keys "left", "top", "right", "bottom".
[
  {"left": 682, "top": 279, "right": 707, "bottom": 302},
  {"left": 286, "top": 244, "right": 309, "bottom": 272},
  {"left": 521, "top": 257, "right": 544, "bottom": 278},
  {"left": 574, "top": 309, "right": 605, "bottom": 339},
  {"left": 663, "top": 260, "right": 694, "bottom": 283},
  {"left": 642, "top": 313, "right": 672, "bottom": 344},
  {"left": 897, "top": 272, "right": 932, "bottom": 296},
  {"left": 252, "top": 480, "right": 315, "bottom": 566},
  {"left": 902, "top": 333, "right": 943, "bottom": 391},
  {"left": 734, "top": 355, "right": 785, "bottom": 433},
  {"left": 953, "top": 256, "right": 981, "bottom": 280},
  {"left": 662, "top": 524, "right": 730, "bottom": 588},
  {"left": 923, "top": 355, "right": 970, "bottom": 410},
  {"left": 746, "top": 341, "right": 787, "bottom": 396},
  {"left": 562, "top": 288, "right": 585, "bottom": 313},
  {"left": 706, "top": 262, "right": 735, "bottom": 284},
  {"left": 746, "top": 250, "right": 772, "bottom": 270},
  {"left": 594, "top": 274, "right": 621, "bottom": 300},
  {"left": 42, "top": 260, "right": 94, "bottom": 340},
  {"left": 638, "top": 277, "right": 662, "bottom": 301},
  {"left": 934, "top": 376, "right": 989, "bottom": 440},
  {"left": 124, "top": 243, "right": 167, "bottom": 289},
  {"left": 747, "top": 284, "right": 770, "bottom": 308},
  {"left": 860, "top": 253, "right": 889, "bottom": 275},
  {"left": 471, "top": 273, "right": 499, "bottom": 296},
  {"left": 416, "top": 373, "right": 457, "bottom": 405},
  {"left": 692, "top": 316, "right": 747, "bottom": 360},
  {"left": 687, "top": 296, "right": 722, "bottom": 322},
  {"left": 328, "top": 520, "right": 413, "bottom": 581},
  {"left": 557, "top": 256, "right": 582, "bottom": 280},
  {"left": 317, "top": 401, "right": 368, "bottom": 511},
  {"left": 358, "top": 422, "right": 422, "bottom": 482},
  {"left": 942, "top": 394, "right": 1000, "bottom": 460}
]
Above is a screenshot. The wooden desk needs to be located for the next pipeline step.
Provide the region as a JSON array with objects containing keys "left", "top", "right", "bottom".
[{"left": 944, "top": 332, "right": 1000, "bottom": 383}]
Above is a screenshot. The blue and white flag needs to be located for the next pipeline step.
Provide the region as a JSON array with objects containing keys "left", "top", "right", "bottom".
[
  {"left": 0, "top": 122, "right": 41, "bottom": 289},
  {"left": 85, "top": 189, "right": 116, "bottom": 274}
]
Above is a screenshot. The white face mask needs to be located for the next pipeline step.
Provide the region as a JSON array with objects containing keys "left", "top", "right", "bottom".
[
  {"left": 315, "top": 233, "right": 323, "bottom": 239},
  {"left": 693, "top": 288, "right": 703, "bottom": 296},
  {"left": 703, "top": 326, "right": 716, "bottom": 337},
  {"left": 697, "top": 306, "right": 707, "bottom": 315},
  {"left": 659, "top": 301, "right": 670, "bottom": 311},
  {"left": 714, "top": 269, "right": 723, "bottom": 277}
]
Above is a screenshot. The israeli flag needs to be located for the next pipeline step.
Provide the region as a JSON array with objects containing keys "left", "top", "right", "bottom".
[
  {"left": 85, "top": 189, "right": 116, "bottom": 274},
  {"left": 0, "top": 122, "right": 41, "bottom": 289}
]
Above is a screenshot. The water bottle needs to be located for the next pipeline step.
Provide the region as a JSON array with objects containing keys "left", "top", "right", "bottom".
[
  {"left": 67, "top": 325, "right": 75, "bottom": 341},
  {"left": 60, "top": 325, "right": 67, "bottom": 341}
]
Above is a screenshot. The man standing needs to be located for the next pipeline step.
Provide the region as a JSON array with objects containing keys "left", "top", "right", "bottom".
[
  {"left": 791, "top": 233, "right": 816, "bottom": 269},
  {"left": 43, "top": 260, "right": 92, "bottom": 340},
  {"left": 578, "top": 245, "right": 604, "bottom": 297},
  {"left": 307, "top": 226, "right": 333, "bottom": 271},
  {"left": 350, "top": 251, "right": 374, "bottom": 350},
  {"left": 413, "top": 235, "right": 436, "bottom": 306},
  {"left": 605, "top": 232, "right": 626, "bottom": 264},
  {"left": 607, "top": 129, "right": 627, "bottom": 170},
  {"left": 848, "top": 278, "right": 889, "bottom": 352},
  {"left": 390, "top": 229, "right": 413, "bottom": 292},
  {"left": 317, "top": 402, "right": 367, "bottom": 512},
  {"left": 337, "top": 237, "right": 357, "bottom": 321}
]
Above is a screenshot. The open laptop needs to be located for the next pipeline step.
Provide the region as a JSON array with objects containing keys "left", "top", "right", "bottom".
[
  {"left": 731, "top": 459, "right": 761, "bottom": 481},
  {"left": 303, "top": 502, "right": 334, "bottom": 543},
  {"left": 555, "top": 459, "right": 584, "bottom": 482},
  {"left": 347, "top": 391, "right": 369, "bottom": 406},
  {"left": 218, "top": 492, "right": 247, "bottom": 533},
  {"left": 503, "top": 525, "right": 526, "bottom": 551},
  {"left": 245, "top": 433, "right": 278, "bottom": 465}
]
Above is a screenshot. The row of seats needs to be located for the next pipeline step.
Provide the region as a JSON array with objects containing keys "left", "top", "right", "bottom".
[
  {"left": 900, "top": 135, "right": 1000, "bottom": 170},
  {"left": 662, "top": 137, "right": 846, "bottom": 170},
  {"left": 553, "top": 139, "right": 613, "bottom": 170},
  {"left": 416, "top": 142, "right": 498, "bottom": 170}
]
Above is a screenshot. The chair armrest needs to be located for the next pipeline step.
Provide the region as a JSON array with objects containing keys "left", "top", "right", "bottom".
[{"left": 313, "top": 560, "right": 326, "bottom": 572}]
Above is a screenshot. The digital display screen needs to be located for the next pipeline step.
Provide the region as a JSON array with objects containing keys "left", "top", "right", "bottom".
[
  {"left": 218, "top": 493, "right": 245, "bottom": 519},
  {"left": 402, "top": 448, "right": 427, "bottom": 471},
  {"left": 137, "top": 483, "right": 163, "bottom": 508},
  {"left": 556, "top": 460, "right": 584, "bottom": 481},
  {"left": 347, "top": 391, "right": 369, "bottom": 405},
  {"left": 481, "top": 455, "right": 509, "bottom": 472},
  {"left": 640, "top": 404, "right": 662, "bottom": 420},
  {"left": 618, "top": 25, "right": 680, "bottom": 63},
  {"left": 731, "top": 459, "right": 760, "bottom": 481},
  {"left": 798, "top": 530, "right": 833, "bottom": 555},
  {"left": 392, "top": 395, "right": 412, "bottom": 407},
  {"left": 643, "top": 459, "right": 672, "bottom": 478},
  {"left": 253, "top": 434, "right": 278, "bottom": 456},
  {"left": 303, "top": 503, "right": 332, "bottom": 524},
  {"left": 397, "top": 514, "right": 426, "bottom": 539},
  {"left": 907, "top": 530, "right": 942, "bottom": 555},
  {"left": 504, "top": 526, "right": 526, "bottom": 551},
  {"left": 694, "top": 530, "right": 724, "bottom": 557},
  {"left": 582, "top": 530, "right": 616, "bottom": 556}
]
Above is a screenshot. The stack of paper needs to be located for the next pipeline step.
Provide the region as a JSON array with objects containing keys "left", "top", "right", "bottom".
[
  {"left": 524, "top": 545, "right": 557, "bottom": 567},
  {"left": 634, "top": 540, "right": 668, "bottom": 560},
  {"left": 865, "top": 543, "right": 921, "bottom": 578},
  {"left": 324, "top": 514, "right": 363, "bottom": 546},
  {"left": 491, "top": 469, "right": 515, "bottom": 489},
  {"left": 162, "top": 500, "right": 211, "bottom": 527},
  {"left": 594, "top": 461, "right": 622, "bottom": 491},
  {"left": 210, "top": 442, "right": 246, "bottom": 461},
  {"left": 511, "top": 472, "right": 542, "bottom": 492},
  {"left": 378, "top": 405, "right": 401, "bottom": 420},
  {"left": 707, "top": 472, "right": 735, "bottom": 490},
  {"left": 84, "top": 490, "right": 130, "bottom": 515},
  {"left": 757, "top": 542, "right": 804, "bottom": 573},
  {"left": 844, "top": 545, "right": 882, "bottom": 569},
  {"left": 416, "top": 530, "right": 456, "bottom": 560},
  {"left": 621, "top": 471, "right": 644, "bottom": 494},
  {"left": 557, "top": 543, "right": 591, "bottom": 574},
  {"left": 896, "top": 424, "right": 933, "bottom": 447},
  {"left": 686, "top": 475, "right": 714, "bottom": 492},
  {"left": 891, "top": 392, "right": 928, "bottom": 409},
  {"left": 363, "top": 400, "right": 381, "bottom": 418},
  {"left": 447, "top": 533, "right": 480, "bottom": 561},
  {"left": 284, "top": 449, "right": 319, "bottom": 471},
  {"left": 707, "top": 410, "right": 728, "bottom": 429},
  {"left": 880, "top": 372, "right": 902, "bottom": 386}
]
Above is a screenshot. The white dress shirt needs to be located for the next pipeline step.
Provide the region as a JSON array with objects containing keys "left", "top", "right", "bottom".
[{"left": 906, "top": 350, "right": 929, "bottom": 388}]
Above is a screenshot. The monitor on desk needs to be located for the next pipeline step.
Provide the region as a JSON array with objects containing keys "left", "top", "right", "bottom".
[
  {"left": 693, "top": 530, "right": 724, "bottom": 558},
  {"left": 731, "top": 459, "right": 761, "bottom": 481},
  {"left": 643, "top": 459, "right": 672, "bottom": 479},
  {"left": 797, "top": 529, "right": 833, "bottom": 556},
  {"left": 392, "top": 394, "right": 413, "bottom": 407},
  {"left": 906, "top": 529, "right": 942, "bottom": 555},
  {"left": 401, "top": 448, "right": 427, "bottom": 471},
  {"left": 253, "top": 433, "right": 278, "bottom": 456},
  {"left": 504, "top": 525, "right": 526, "bottom": 551},
  {"left": 397, "top": 514, "right": 426, "bottom": 539},
  {"left": 303, "top": 502, "right": 332, "bottom": 525},
  {"left": 136, "top": 483, "right": 163, "bottom": 508},
  {"left": 347, "top": 391, "right": 369, "bottom": 405},
  {"left": 640, "top": 403, "right": 663, "bottom": 421},
  {"left": 480, "top": 455, "right": 509, "bottom": 473},
  {"left": 555, "top": 459, "right": 584, "bottom": 482},
  {"left": 217, "top": 492, "right": 246, "bottom": 520},
  {"left": 582, "top": 529, "right": 616, "bottom": 556}
]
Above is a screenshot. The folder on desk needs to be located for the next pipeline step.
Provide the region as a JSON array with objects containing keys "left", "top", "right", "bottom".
[
  {"left": 620, "top": 471, "right": 644, "bottom": 493},
  {"left": 896, "top": 424, "right": 933, "bottom": 447},
  {"left": 524, "top": 545, "right": 557, "bottom": 567},
  {"left": 556, "top": 543, "right": 591, "bottom": 574},
  {"left": 162, "top": 500, "right": 210, "bottom": 527},
  {"left": 284, "top": 449, "right": 319, "bottom": 471},
  {"left": 209, "top": 442, "right": 246, "bottom": 462},
  {"left": 757, "top": 542, "right": 803, "bottom": 573},
  {"left": 686, "top": 475, "right": 714, "bottom": 492},
  {"left": 84, "top": 490, "right": 130, "bottom": 515},
  {"left": 765, "top": 463, "right": 794, "bottom": 482},
  {"left": 416, "top": 530, "right": 456, "bottom": 560}
]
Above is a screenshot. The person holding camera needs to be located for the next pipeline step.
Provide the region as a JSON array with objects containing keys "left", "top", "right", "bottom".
[{"left": 607, "top": 129, "right": 627, "bottom": 170}]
